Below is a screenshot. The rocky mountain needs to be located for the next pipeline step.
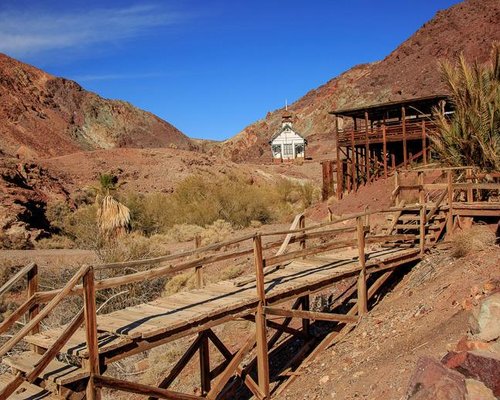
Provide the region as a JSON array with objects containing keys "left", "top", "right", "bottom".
[
  {"left": 220, "top": 0, "right": 500, "bottom": 162},
  {"left": 0, "top": 53, "right": 194, "bottom": 158}
]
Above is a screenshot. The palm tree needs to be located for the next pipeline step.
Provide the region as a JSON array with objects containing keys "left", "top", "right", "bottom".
[
  {"left": 430, "top": 43, "right": 500, "bottom": 171},
  {"left": 97, "top": 195, "right": 131, "bottom": 239}
]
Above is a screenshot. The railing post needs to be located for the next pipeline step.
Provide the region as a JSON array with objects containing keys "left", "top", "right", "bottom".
[
  {"left": 382, "top": 124, "right": 388, "bottom": 179},
  {"left": 298, "top": 217, "right": 310, "bottom": 336},
  {"left": 419, "top": 205, "right": 426, "bottom": 256},
  {"left": 421, "top": 120, "right": 427, "bottom": 165},
  {"left": 27, "top": 264, "right": 40, "bottom": 349},
  {"left": 356, "top": 217, "right": 367, "bottom": 315},
  {"left": 195, "top": 235, "right": 203, "bottom": 289},
  {"left": 418, "top": 171, "right": 425, "bottom": 204},
  {"left": 253, "top": 234, "right": 270, "bottom": 398},
  {"left": 394, "top": 170, "right": 400, "bottom": 205},
  {"left": 83, "top": 266, "right": 101, "bottom": 400},
  {"left": 466, "top": 168, "right": 473, "bottom": 202},
  {"left": 447, "top": 171, "right": 454, "bottom": 238}
]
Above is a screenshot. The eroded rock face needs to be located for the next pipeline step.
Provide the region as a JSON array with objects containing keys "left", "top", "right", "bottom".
[
  {"left": 465, "top": 379, "right": 496, "bottom": 400},
  {"left": 0, "top": 157, "right": 69, "bottom": 249},
  {"left": 406, "top": 357, "right": 467, "bottom": 400},
  {"left": 0, "top": 53, "right": 194, "bottom": 158}
]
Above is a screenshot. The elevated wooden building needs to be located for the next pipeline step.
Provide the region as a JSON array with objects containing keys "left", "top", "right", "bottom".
[{"left": 329, "top": 95, "right": 452, "bottom": 198}]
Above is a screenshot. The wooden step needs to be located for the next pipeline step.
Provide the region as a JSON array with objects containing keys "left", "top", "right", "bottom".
[
  {"left": 0, "top": 373, "right": 64, "bottom": 400},
  {"left": 398, "top": 215, "right": 420, "bottom": 221},
  {"left": 3, "top": 351, "right": 89, "bottom": 386},
  {"left": 394, "top": 224, "right": 420, "bottom": 230}
]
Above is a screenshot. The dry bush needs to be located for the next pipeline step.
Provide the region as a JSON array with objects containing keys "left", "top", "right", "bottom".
[
  {"left": 200, "top": 219, "right": 233, "bottom": 246},
  {"left": 165, "top": 224, "right": 204, "bottom": 243},
  {"left": 35, "top": 235, "right": 75, "bottom": 249},
  {"left": 218, "top": 265, "right": 245, "bottom": 281},
  {"left": 163, "top": 272, "right": 196, "bottom": 296},
  {"left": 451, "top": 226, "right": 496, "bottom": 258}
]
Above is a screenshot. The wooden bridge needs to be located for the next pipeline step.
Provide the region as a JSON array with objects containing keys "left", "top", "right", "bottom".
[{"left": 0, "top": 167, "right": 498, "bottom": 400}]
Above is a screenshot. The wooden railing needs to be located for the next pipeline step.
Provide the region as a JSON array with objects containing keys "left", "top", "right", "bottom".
[{"left": 0, "top": 206, "right": 432, "bottom": 399}]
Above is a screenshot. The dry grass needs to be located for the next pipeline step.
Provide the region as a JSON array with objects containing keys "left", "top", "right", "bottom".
[{"left": 451, "top": 225, "right": 496, "bottom": 258}]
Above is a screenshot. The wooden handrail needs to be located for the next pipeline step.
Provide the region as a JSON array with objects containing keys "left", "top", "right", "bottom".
[
  {"left": 0, "top": 262, "right": 36, "bottom": 296},
  {"left": 0, "top": 264, "right": 90, "bottom": 358},
  {"left": 0, "top": 294, "right": 39, "bottom": 335}
]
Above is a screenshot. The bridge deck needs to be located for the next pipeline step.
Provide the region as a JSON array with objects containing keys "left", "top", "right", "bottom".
[{"left": 25, "top": 246, "right": 420, "bottom": 364}]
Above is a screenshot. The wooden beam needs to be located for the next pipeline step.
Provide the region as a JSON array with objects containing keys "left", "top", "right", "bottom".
[
  {"left": 253, "top": 234, "right": 270, "bottom": 398},
  {"left": 206, "top": 335, "right": 256, "bottom": 400},
  {"left": 0, "top": 262, "right": 36, "bottom": 296},
  {"left": 356, "top": 217, "right": 367, "bottom": 315},
  {"left": 350, "top": 129, "right": 356, "bottom": 190},
  {"left": 364, "top": 111, "right": 370, "bottom": 181},
  {"left": 466, "top": 168, "right": 473, "bottom": 202},
  {"left": 420, "top": 205, "right": 426, "bottom": 256},
  {"left": 26, "top": 264, "right": 40, "bottom": 348},
  {"left": 418, "top": 172, "right": 425, "bottom": 204},
  {"left": 402, "top": 106, "right": 407, "bottom": 166},
  {"left": 421, "top": 120, "right": 427, "bottom": 165},
  {"left": 0, "top": 264, "right": 90, "bottom": 358},
  {"left": 199, "top": 332, "right": 211, "bottom": 395},
  {"left": 447, "top": 171, "right": 454, "bottom": 237},
  {"left": 0, "top": 294, "right": 38, "bottom": 335},
  {"left": 382, "top": 124, "right": 388, "bottom": 178},
  {"left": 195, "top": 235, "right": 203, "bottom": 289},
  {"left": 156, "top": 334, "right": 204, "bottom": 393},
  {"left": 83, "top": 267, "right": 101, "bottom": 400},
  {"left": 264, "top": 307, "right": 358, "bottom": 323},
  {"left": 95, "top": 375, "right": 202, "bottom": 400}
]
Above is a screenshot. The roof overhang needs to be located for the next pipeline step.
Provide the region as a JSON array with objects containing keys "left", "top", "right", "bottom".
[{"left": 329, "top": 94, "right": 451, "bottom": 120}]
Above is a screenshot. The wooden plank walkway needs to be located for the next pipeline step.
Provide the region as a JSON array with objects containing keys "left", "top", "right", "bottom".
[{"left": 25, "top": 246, "right": 420, "bottom": 364}]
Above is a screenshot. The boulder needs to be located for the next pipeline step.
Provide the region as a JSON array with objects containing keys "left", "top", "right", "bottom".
[
  {"left": 406, "top": 357, "right": 467, "bottom": 400},
  {"left": 442, "top": 350, "right": 500, "bottom": 396},
  {"left": 469, "top": 293, "right": 500, "bottom": 342},
  {"left": 465, "top": 379, "right": 496, "bottom": 400}
]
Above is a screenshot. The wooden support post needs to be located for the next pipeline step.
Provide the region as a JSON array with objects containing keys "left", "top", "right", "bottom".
[
  {"left": 195, "top": 235, "right": 203, "bottom": 289},
  {"left": 418, "top": 171, "right": 425, "bottom": 204},
  {"left": 419, "top": 205, "right": 426, "bottom": 256},
  {"left": 253, "top": 234, "right": 270, "bottom": 398},
  {"left": 347, "top": 159, "right": 352, "bottom": 193},
  {"left": 364, "top": 111, "right": 370, "bottom": 181},
  {"left": 421, "top": 120, "right": 427, "bottom": 165},
  {"left": 27, "top": 264, "right": 40, "bottom": 353},
  {"left": 394, "top": 170, "right": 400, "bottom": 205},
  {"left": 466, "top": 168, "right": 473, "bottom": 202},
  {"left": 391, "top": 154, "right": 396, "bottom": 170},
  {"left": 447, "top": 171, "right": 454, "bottom": 238},
  {"left": 83, "top": 266, "right": 101, "bottom": 400},
  {"left": 382, "top": 124, "right": 388, "bottom": 179},
  {"left": 199, "top": 332, "right": 211, "bottom": 395},
  {"left": 336, "top": 145, "right": 343, "bottom": 200},
  {"left": 356, "top": 217, "right": 367, "bottom": 315},
  {"left": 350, "top": 129, "right": 356, "bottom": 191},
  {"left": 402, "top": 106, "right": 407, "bottom": 167},
  {"left": 321, "top": 161, "right": 334, "bottom": 201}
]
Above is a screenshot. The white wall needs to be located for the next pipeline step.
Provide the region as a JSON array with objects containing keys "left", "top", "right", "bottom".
[{"left": 271, "top": 128, "right": 306, "bottom": 159}]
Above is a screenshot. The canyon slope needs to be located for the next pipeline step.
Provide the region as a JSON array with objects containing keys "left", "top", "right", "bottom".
[
  {"left": 219, "top": 0, "right": 500, "bottom": 162},
  {"left": 0, "top": 54, "right": 194, "bottom": 159}
]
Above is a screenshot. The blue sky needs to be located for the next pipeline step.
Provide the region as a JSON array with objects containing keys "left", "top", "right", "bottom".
[{"left": 0, "top": 0, "right": 461, "bottom": 140}]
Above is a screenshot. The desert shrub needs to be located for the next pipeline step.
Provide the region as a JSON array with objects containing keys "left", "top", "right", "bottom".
[
  {"left": 45, "top": 201, "right": 72, "bottom": 231},
  {"left": 451, "top": 226, "right": 496, "bottom": 258},
  {"left": 218, "top": 265, "right": 245, "bottom": 281},
  {"left": 200, "top": 219, "right": 234, "bottom": 245},
  {"left": 36, "top": 235, "right": 75, "bottom": 249},
  {"left": 430, "top": 43, "right": 500, "bottom": 171},
  {"left": 62, "top": 204, "right": 100, "bottom": 249},
  {"left": 96, "top": 231, "right": 170, "bottom": 264},
  {"left": 163, "top": 271, "right": 196, "bottom": 296},
  {"left": 165, "top": 224, "right": 204, "bottom": 243}
]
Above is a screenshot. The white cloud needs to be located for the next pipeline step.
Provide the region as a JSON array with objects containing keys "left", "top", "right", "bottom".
[{"left": 0, "top": 4, "right": 184, "bottom": 57}]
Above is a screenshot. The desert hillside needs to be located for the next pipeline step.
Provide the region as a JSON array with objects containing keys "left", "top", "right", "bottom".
[
  {"left": 219, "top": 0, "right": 500, "bottom": 162},
  {"left": 0, "top": 53, "right": 194, "bottom": 158}
]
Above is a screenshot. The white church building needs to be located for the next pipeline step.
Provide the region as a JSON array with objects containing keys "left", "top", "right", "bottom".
[{"left": 269, "top": 109, "right": 307, "bottom": 162}]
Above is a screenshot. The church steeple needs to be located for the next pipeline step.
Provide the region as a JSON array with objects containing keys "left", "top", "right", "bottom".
[{"left": 281, "top": 101, "right": 293, "bottom": 128}]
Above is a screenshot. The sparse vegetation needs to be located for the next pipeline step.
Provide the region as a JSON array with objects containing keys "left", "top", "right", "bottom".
[
  {"left": 451, "top": 225, "right": 496, "bottom": 258},
  {"left": 40, "top": 173, "right": 320, "bottom": 251},
  {"left": 431, "top": 43, "right": 500, "bottom": 171}
]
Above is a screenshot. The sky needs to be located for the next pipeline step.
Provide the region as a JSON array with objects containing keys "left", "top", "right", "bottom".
[{"left": 0, "top": 0, "right": 462, "bottom": 141}]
